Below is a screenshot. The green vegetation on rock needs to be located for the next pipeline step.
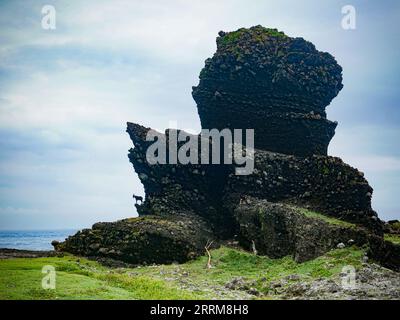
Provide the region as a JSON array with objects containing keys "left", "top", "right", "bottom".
[
  {"left": 296, "top": 208, "right": 356, "bottom": 228},
  {"left": 385, "top": 233, "right": 400, "bottom": 245},
  {"left": 219, "top": 26, "right": 287, "bottom": 47},
  {"left": 389, "top": 221, "right": 400, "bottom": 232},
  {"left": 0, "top": 246, "right": 365, "bottom": 300}
]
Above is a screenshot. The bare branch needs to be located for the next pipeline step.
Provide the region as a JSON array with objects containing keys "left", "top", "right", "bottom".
[
  {"left": 205, "top": 240, "right": 214, "bottom": 269},
  {"left": 251, "top": 240, "right": 258, "bottom": 255}
]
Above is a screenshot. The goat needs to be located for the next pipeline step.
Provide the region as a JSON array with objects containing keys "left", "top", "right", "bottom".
[{"left": 132, "top": 194, "right": 143, "bottom": 205}]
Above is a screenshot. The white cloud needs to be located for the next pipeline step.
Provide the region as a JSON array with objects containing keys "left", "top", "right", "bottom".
[{"left": 342, "top": 155, "right": 400, "bottom": 173}]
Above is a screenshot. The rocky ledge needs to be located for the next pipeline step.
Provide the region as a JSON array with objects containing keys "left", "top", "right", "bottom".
[
  {"left": 234, "top": 198, "right": 399, "bottom": 270},
  {"left": 54, "top": 214, "right": 213, "bottom": 265}
]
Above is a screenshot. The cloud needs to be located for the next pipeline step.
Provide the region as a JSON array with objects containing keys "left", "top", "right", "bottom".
[
  {"left": 0, "top": 126, "right": 143, "bottom": 230},
  {"left": 329, "top": 125, "right": 400, "bottom": 220},
  {"left": 342, "top": 155, "right": 400, "bottom": 173}
]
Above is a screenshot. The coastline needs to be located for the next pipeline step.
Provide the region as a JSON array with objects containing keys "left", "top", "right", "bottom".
[{"left": 0, "top": 248, "right": 59, "bottom": 259}]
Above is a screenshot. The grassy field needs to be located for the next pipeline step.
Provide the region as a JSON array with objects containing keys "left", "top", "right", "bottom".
[{"left": 0, "top": 246, "right": 365, "bottom": 300}]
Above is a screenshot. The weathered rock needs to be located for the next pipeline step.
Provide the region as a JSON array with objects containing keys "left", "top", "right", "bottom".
[
  {"left": 282, "top": 263, "right": 400, "bottom": 300},
  {"left": 233, "top": 198, "right": 370, "bottom": 262},
  {"left": 0, "top": 248, "right": 62, "bottom": 259},
  {"left": 367, "top": 237, "right": 400, "bottom": 272},
  {"left": 127, "top": 121, "right": 382, "bottom": 233},
  {"left": 54, "top": 214, "right": 214, "bottom": 264},
  {"left": 337, "top": 243, "right": 346, "bottom": 249},
  {"left": 233, "top": 197, "right": 399, "bottom": 270},
  {"left": 384, "top": 220, "right": 400, "bottom": 235},
  {"left": 123, "top": 121, "right": 389, "bottom": 265},
  {"left": 126, "top": 122, "right": 235, "bottom": 236},
  {"left": 224, "top": 150, "right": 382, "bottom": 233},
  {"left": 192, "top": 25, "right": 343, "bottom": 156}
]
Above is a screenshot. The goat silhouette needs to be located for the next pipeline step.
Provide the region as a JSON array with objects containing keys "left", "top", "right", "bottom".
[{"left": 132, "top": 194, "right": 143, "bottom": 204}]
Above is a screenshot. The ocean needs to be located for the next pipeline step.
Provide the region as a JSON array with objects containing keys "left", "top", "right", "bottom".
[{"left": 0, "top": 230, "right": 77, "bottom": 251}]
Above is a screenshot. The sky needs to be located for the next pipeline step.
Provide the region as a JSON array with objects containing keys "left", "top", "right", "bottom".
[{"left": 0, "top": 0, "right": 399, "bottom": 230}]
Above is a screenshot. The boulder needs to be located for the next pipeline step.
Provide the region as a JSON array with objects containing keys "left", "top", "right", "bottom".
[
  {"left": 233, "top": 197, "right": 370, "bottom": 262},
  {"left": 54, "top": 214, "right": 214, "bottom": 264},
  {"left": 224, "top": 149, "right": 382, "bottom": 233},
  {"left": 233, "top": 197, "right": 399, "bottom": 270}
]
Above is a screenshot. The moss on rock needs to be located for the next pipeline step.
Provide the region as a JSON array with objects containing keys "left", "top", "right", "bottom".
[{"left": 296, "top": 208, "right": 356, "bottom": 229}]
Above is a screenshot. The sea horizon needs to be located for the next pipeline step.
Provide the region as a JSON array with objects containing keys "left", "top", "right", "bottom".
[{"left": 0, "top": 229, "right": 78, "bottom": 251}]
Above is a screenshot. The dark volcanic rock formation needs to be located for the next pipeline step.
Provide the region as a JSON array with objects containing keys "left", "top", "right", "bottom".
[
  {"left": 55, "top": 214, "right": 213, "bottom": 264},
  {"left": 126, "top": 122, "right": 235, "bottom": 236},
  {"left": 192, "top": 26, "right": 342, "bottom": 156},
  {"left": 233, "top": 198, "right": 398, "bottom": 269},
  {"left": 126, "top": 121, "right": 380, "bottom": 233},
  {"left": 234, "top": 198, "right": 370, "bottom": 262},
  {"left": 55, "top": 26, "right": 399, "bottom": 271},
  {"left": 224, "top": 150, "right": 380, "bottom": 232}
]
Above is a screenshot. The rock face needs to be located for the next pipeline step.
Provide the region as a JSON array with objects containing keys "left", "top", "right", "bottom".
[
  {"left": 126, "top": 121, "right": 381, "bottom": 233},
  {"left": 55, "top": 26, "right": 399, "bottom": 271},
  {"left": 272, "top": 263, "right": 400, "bottom": 299},
  {"left": 55, "top": 214, "right": 213, "bottom": 264},
  {"left": 192, "top": 26, "right": 342, "bottom": 156},
  {"left": 224, "top": 150, "right": 380, "bottom": 232},
  {"left": 126, "top": 122, "right": 235, "bottom": 236},
  {"left": 234, "top": 198, "right": 369, "bottom": 262}
]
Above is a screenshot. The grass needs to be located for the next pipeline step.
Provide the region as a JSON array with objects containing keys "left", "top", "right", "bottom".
[
  {"left": 296, "top": 208, "right": 356, "bottom": 229},
  {"left": 219, "top": 26, "right": 287, "bottom": 47},
  {"left": 0, "top": 255, "right": 199, "bottom": 300},
  {"left": 0, "top": 246, "right": 365, "bottom": 300},
  {"left": 390, "top": 221, "right": 400, "bottom": 231},
  {"left": 384, "top": 233, "right": 400, "bottom": 245},
  {"left": 133, "top": 246, "right": 363, "bottom": 297}
]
